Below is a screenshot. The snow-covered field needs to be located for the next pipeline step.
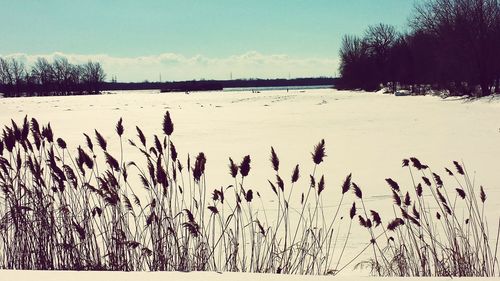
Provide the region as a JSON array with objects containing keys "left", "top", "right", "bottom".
[{"left": 1, "top": 88, "right": 500, "bottom": 277}]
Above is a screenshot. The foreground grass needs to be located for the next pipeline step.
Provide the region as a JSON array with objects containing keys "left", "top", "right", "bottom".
[{"left": 0, "top": 112, "right": 498, "bottom": 276}]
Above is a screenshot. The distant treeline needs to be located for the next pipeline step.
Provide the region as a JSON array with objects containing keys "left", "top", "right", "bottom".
[
  {"left": 0, "top": 57, "right": 106, "bottom": 97},
  {"left": 101, "top": 77, "right": 338, "bottom": 92},
  {"left": 338, "top": 0, "right": 500, "bottom": 97},
  {"left": 0, "top": 55, "right": 336, "bottom": 97}
]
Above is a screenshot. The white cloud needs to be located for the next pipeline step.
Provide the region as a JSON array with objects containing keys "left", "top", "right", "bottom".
[{"left": 1, "top": 51, "right": 338, "bottom": 82}]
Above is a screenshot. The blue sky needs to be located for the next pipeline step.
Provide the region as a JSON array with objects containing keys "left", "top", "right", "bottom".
[{"left": 0, "top": 0, "right": 415, "bottom": 81}]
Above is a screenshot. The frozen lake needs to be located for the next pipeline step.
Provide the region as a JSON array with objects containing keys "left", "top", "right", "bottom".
[{"left": 1, "top": 88, "right": 500, "bottom": 275}]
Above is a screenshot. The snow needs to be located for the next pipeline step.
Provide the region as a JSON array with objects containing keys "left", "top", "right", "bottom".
[{"left": 1, "top": 88, "right": 500, "bottom": 277}]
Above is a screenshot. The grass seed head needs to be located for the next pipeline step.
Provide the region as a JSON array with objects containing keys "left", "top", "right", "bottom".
[
  {"left": 311, "top": 139, "right": 326, "bottom": 165},
  {"left": 163, "top": 111, "right": 174, "bottom": 136}
]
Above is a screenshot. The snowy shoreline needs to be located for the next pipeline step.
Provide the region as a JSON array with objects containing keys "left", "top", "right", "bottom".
[{"left": 0, "top": 88, "right": 499, "bottom": 276}]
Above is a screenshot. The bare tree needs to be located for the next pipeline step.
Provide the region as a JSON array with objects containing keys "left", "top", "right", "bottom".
[
  {"left": 31, "top": 57, "right": 55, "bottom": 86},
  {"left": 82, "top": 61, "right": 106, "bottom": 93},
  {"left": 0, "top": 57, "right": 13, "bottom": 85},
  {"left": 412, "top": 0, "right": 500, "bottom": 96}
]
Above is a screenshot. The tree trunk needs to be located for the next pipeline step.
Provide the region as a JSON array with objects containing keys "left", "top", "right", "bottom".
[{"left": 480, "top": 80, "right": 490, "bottom": 97}]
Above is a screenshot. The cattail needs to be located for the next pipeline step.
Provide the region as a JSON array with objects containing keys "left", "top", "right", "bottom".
[
  {"left": 422, "top": 176, "right": 431, "bottom": 187},
  {"left": 311, "top": 139, "right": 326, "bottom": 165},
  {"left": 104, "top": 152, "right": 120, "bottom": 172},
  {"left": 256, "top": 220, "right": 266, "bottom": 236},
  {"left": 358, "top": 215, "right": 367, "bottom": 227},
  {"left": 410, "top": 157, "right": 424, "bottom": 170},
  {"left": 56, "top": 138, "right": 67, "bottom": 149},
  {"left": 386, "top": 178, "right": 400, "bottom": 191},
  {"left": 91, "top": 207, "right": 103, "bottom": 217},
  {"left": 212, "top": 189, "right": 220, "bottom": 201},
  {"left": 21, "top": 116, "right": 29, "bottom": 142},
  {"left": 270, "top": 147, "right": 279, "bottom": 172},
  {"left": 453, "top": 161, "right": 464, "bottom": 175},
  {"left": 147, "top": 159, "right": 156, "bottom": 185},
  {"left": 193, "top": 152, "right": 206, "bottom": 182},
  {"left": 177, "top": 160, "right": 183, "bottom": 173},
  {"left": 77, "top": 146, "right": 93, "bottom": 170},
  {"left": 392, "top": 190, "right": 401, "bottom": 206},
  {"left": 443, "top": 203, "right": 452, "bottom": 215},
  {"left": 268, "top": 180, "right": 278, "bottom": 195},
  {"left": 415, "top": 183, "right": 423, "bottom": 197},
  {"left": 436, "top": 212, "right": 441, "bottom": 220},
  {"left": 31, "top": 117, "right": 40, "bottom": 136},
  {"left": 208, "top": 206, "right": 218, "bottom": 214},
  {"left": 436, "top": 189, "right": 447, "bottom": 206},
  {"left": 10, "top": 120, "right": 20, "bottom": 142},
  {"left": 245, "top": 189, "right": 253, "bottom": 202},
  {"left": 136, "top": 126, "right": 146, "bottom": 147},
  {"left": 123, "top": 195, "right": 133, "bottom": 211},
  {"left": 94, "top": 130, "right": 107, "bottom": 151},
  {"left": 387, "top": 218, "right": 404, "bottom": 231},
  {"left": 149, "top": 147, "right": 158, "bottom": 157},
  {"left": 301, "top": 193, "right": 305, "bottom": 204},
  {"left": 480, "top": 186, "right": 486, "bottom": 203},
  {"left": 15, "top": 150, "right": 21, "bottom": 170},
  {"left": 123, "top": 163, "right": 128, "bottom": 182},
  {"left": 83, "top": 133, "right": 94, "bottom": 152},
  {"left": 352, "top": 182, "right": 362, "bottom": 199},
  {"left": 63, "top": 164, "right": 78, "bottom": 188},
  {"left": 219, "top": 188, "right": 225, "bottom": 203},
  {"left": 404, "top": 192, "right": 411, "bottom": 206},
  {"left": 183, "top": 221, "right": 200, "bottom": 237},
  {"left": 116, "top": 118, "right": 124, "bottom": 136},
  {"left": 156, "top": 157, "right": 168, "bottom": 189},
  {"left": 163, "top": 111, "right": 174, "bottom": 136},
  {"left": 154, "top": 135, "right": 163, "bottom": 155},
  {"left": 456, "top": 188, "right": 466, "bottom": 199},
  {"left": 366, "top": 218, "right": 372, "bottom": 228},
  {"left": 342, "top": 173, "right": 352, "bottom": 194},
  {"left": 445, "top": 167, "right": 454, "bottom": 176},
  {"left": 291, "top": 164, "right": 300, "bottom": 183},
  {"left": 402, "top": 159, "right": 409, "bottom": 167},
  {"left": 350, "top": 202, "right": 356, "bottom": 219},
  {"left": 170, "top": 141, "right": 177, "bottom": 162},
  {"left": 42, "top": 123, "right": 54, "bottom": 143},
  {"left": 2, "top": 128, "right": 15, "bottom": 152},
  {"left": 370, "top": 210, "right": 381, "bottom": 227},
  {"left": 310, "top": 175, "right": 316, "bottom": 188},
  {"left": 433, "top": 173, "right": 443, "bottom": 187},
  {"left": 184, "top": 209, "right": 195, "bottom": 222},
  {"left": 276, "top": 175, "right": 284, "bottom": 192},
  {"left": 317, "top": 175, "right": 325, "bottom": 195},
  {"left": 412, "top": 205, "right": 420, "bottom": 220},
  {"left": 239, "top": 155, "right": 251, "bottom": 177},
  {"left": 228, "top": 158, "right": 238, "bottom": 178}
]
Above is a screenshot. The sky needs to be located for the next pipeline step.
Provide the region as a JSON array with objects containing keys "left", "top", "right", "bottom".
[{"left": 0, "top": 0, "right": 415, "bottom": 82}]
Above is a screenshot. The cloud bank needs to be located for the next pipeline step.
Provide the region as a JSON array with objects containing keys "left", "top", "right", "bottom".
[{"left": 1, "top": 51, "right": 338, "bottom": 82}]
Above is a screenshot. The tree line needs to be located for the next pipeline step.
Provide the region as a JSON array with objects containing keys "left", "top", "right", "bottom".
[
  {"left": 338, "top": 0, "right": 500, "bottom": 97},
  {"left": 0, "top": 57, "right": 106, "bottom": 97}
]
